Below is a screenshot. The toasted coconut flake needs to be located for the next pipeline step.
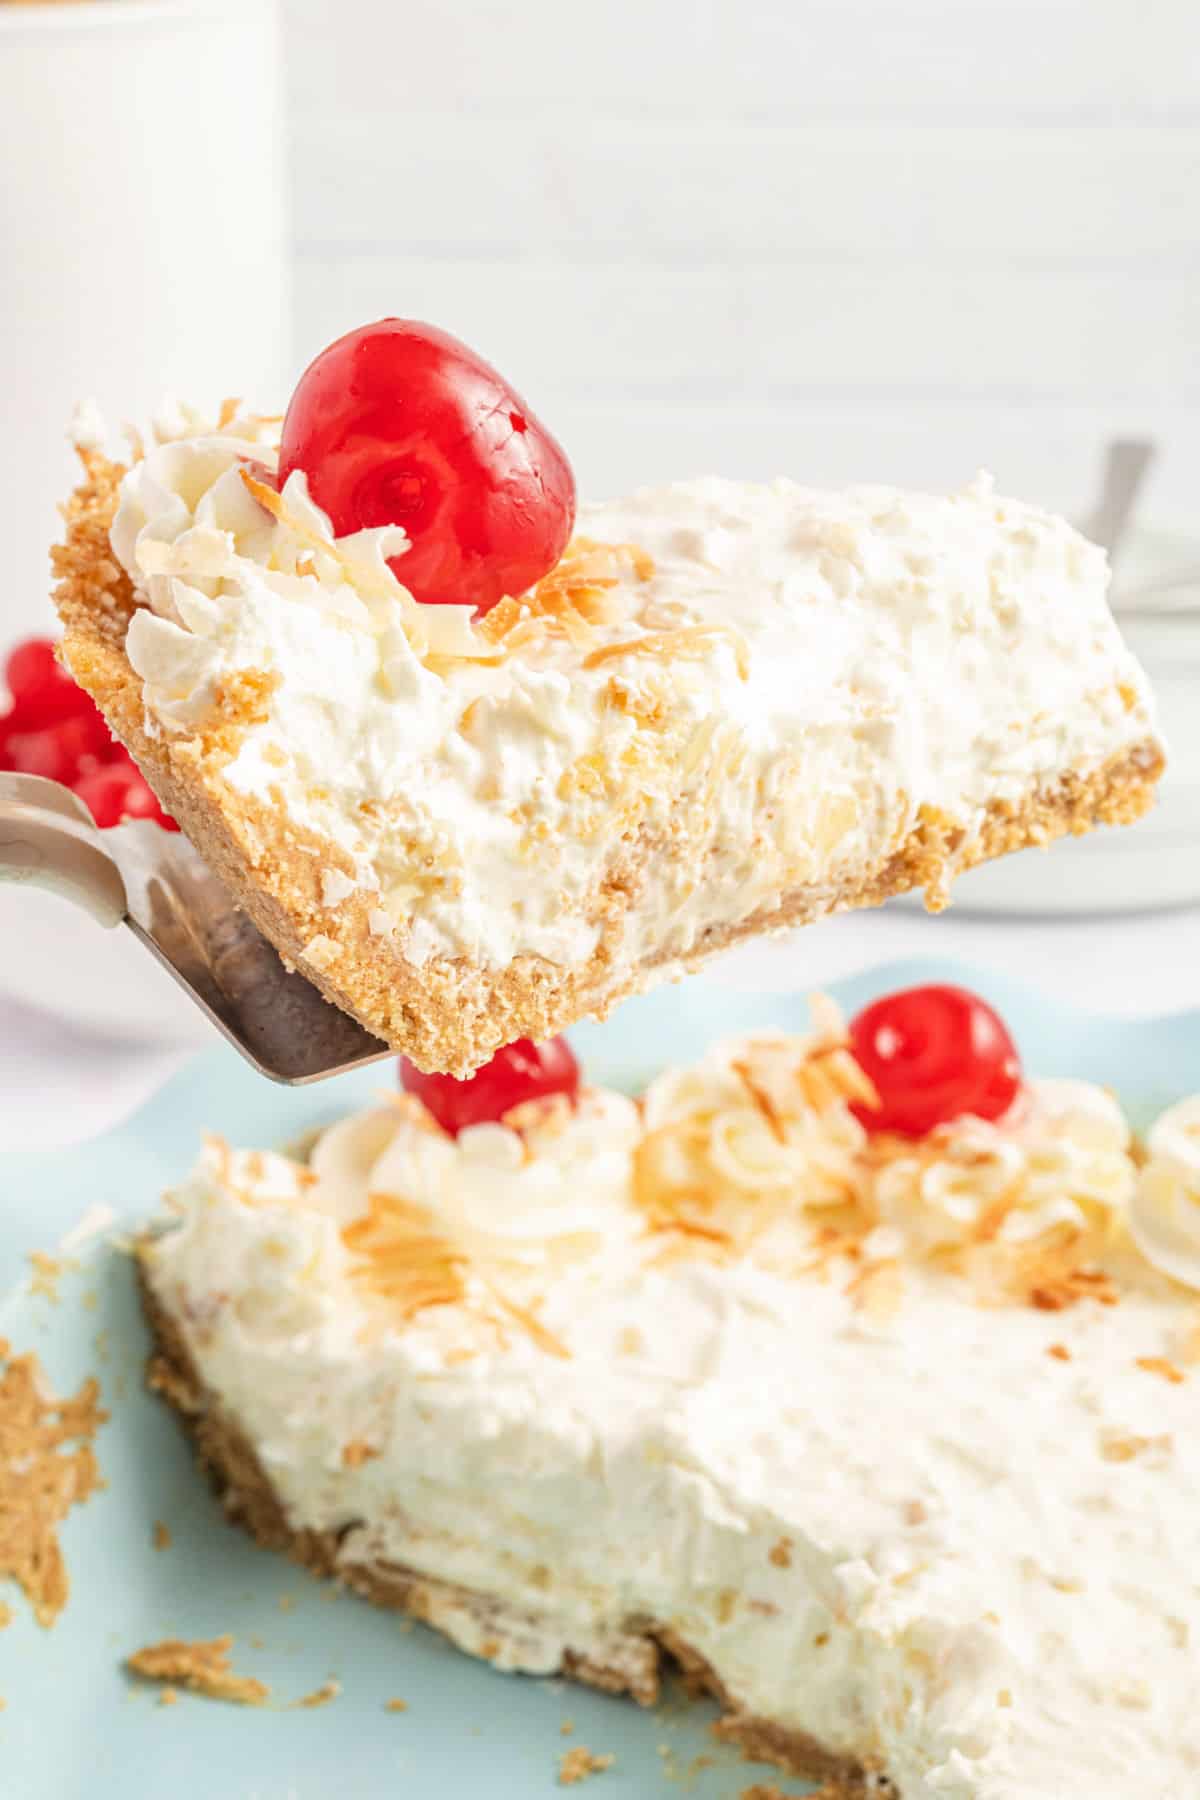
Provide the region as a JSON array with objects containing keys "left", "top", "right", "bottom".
[
  {"left": 1028, "top": 1258, "right": 1120, "bottom": 1313},
  {"left": 342, "top": 1192, "right": 571, "bottom": 1357},
  {"left": 731, "top": 1059, "right": 788, "bottom": 1145},
  {"left": 845, "top": 1257, "right": 904, "bottom": 1321},
  {"left": 1136, "top": 1355, "right": 1186, "bottom": 1384},
  {"left": 633, "top": 1003, "right": 1144, "bottom": 1315},
  {"left": 481, "top": 539, "right": 653, "bottom": 652},
  {"left": 634, "top": 1009, "right": 875, "bottom": 1258},
  {"left": 583, "top": 624, "right": 750, "bottom": 680}
]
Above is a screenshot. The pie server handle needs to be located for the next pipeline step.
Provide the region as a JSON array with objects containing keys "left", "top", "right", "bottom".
[{"left": 0, "top": 772, "right": 129, "bottom": 928}]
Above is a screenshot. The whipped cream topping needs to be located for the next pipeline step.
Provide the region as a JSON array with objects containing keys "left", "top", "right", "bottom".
[
  {"left": 103, "top": 414, "right": 1159, "bottom": 972},
  {"left": 144, "top": 1025, "right": 1200, "bottom": 1800},
  {"left": 636, "top": 1021, "right": 1134, "bottom": 1292},
  {"left": 869, "top": 1077, "right": 1134, "bottom": 1257},
  {"left": 1130, "top": 1096, "right": 1200, "bottom": 1291}
]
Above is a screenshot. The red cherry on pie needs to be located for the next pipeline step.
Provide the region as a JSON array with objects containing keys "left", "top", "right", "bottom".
[
  {"left": 399, "top": 1036, "right": 580, "bottom": 1137},
  {"left": 278, "top": 319, "right": 576, "bottom": 615},
  {"left": 848, "top": 983, "right": 1022, "bottom": 1138},
  {"left": 1, "top": 633, "right": 179, "bottom": 831}
]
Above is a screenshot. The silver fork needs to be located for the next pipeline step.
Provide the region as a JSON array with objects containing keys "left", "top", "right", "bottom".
[
  {"left": 1081, "top": 438, "right": 1156, "bottom": 561},
  {"left": 0, "top": 772, "right": 391, "bottom": 1083}
]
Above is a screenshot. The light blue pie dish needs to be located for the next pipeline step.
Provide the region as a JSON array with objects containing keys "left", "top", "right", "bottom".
[{"left": 2, "top": 957, "right": 1197, "bottom": 1800}]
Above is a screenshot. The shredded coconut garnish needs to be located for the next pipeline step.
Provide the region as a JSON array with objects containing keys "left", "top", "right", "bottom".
[
  {"left": 341, "top": 1191, "right": 577, "bottom": 1359},
  {"left": 635, "top": 1005, "right": 876, "bottom": 1256},
  {"left": 865, "top": 1081, "right": 1133, "bottom": 1306},
  {"left": 235, "top": 467, "right": 483, "bottom": 661},
  {"left": 1136, "top": 1355, "right": 1186, "bottom": 1384},
  {"left": 480, "top": 537, "right": 654, "bottom": 654},
  {"left": 635, "top": 1002, "right": 1135, "bottom": 1308},
  {"left": 583, "top": 623, "right": 750, "bottom": 681}
]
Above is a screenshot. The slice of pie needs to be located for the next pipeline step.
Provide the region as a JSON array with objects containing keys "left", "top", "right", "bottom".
[
  {"left": 54, "top": 326, "right": 1163, "bottom": 1074},
  {"left": 140, "top": 988, "right": 1200, "bottom": 1797}
]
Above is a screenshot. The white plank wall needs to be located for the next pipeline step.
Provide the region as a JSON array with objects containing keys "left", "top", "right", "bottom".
[{"left": 284, "top": 0, "right": 1200, "bottom": 518}]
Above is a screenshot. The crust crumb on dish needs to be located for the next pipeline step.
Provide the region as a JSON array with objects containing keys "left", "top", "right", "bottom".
[
  {"left": 54, "top": 449, "right": 1164, "bottom": 1077},
  {"left": 125, "top": 1635, "right": 269, "bottom": 1707},
  {"left": 28, "top": 1252, "right": 70, "bottom": 1302},
  {"left": 293, "top": 1678, "right": 340, "bottom": 1709},
  {"left": 0, "top": 1344, "right": 106, "bottom": 1627},
  {"left": 152, "top": 1519, "right": 172, "bottom": 1552},
  {"left": 384, "top": 1696, "right": 408, "bottom": 1713},
  {"left": 557, "top": 1745, "right": 614, "bottom": 1786}
]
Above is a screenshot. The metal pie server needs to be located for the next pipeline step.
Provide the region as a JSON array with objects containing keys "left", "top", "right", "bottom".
[{"left": 0, "top": 772, "right": 391, "bottom": 1084}]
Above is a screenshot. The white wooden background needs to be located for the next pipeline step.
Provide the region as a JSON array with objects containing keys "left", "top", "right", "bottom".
[{"left": 285, "top": 0, "right": 1200, "bottom": 518}]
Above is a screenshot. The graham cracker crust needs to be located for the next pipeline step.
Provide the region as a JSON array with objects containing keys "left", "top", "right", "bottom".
[
  {"left": 138, "top": 1257, "right": 884, "bottom": 1794},
  {"left": 55, "top": 451, "right": 1163, "bottom": 1075}
]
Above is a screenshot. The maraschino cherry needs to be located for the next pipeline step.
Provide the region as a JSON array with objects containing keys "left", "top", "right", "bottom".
[
  {"left": 1, "top": 634, "right": 178, "bottom": 831},
  {"left": 4, "top": 638, "right": 90, "bottom": 731},
  {"left": 278, "top": 319, "right": 575, "bottom": 614},
  {"left": 400, "top": 1036, "right": 580, "bottom": 1137},
  {"left": 73, "top": 759, "right": 179, "bottom": 832},
  {"left": 848, "top": 983, "right": 1022, "bottom": 1139}
]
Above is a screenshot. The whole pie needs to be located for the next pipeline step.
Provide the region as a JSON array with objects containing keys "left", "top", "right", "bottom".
[{"left": 139, "top": 984, "right": 1200, "bottom": 1797}]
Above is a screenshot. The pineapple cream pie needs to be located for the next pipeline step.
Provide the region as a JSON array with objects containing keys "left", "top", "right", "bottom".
[
  {"left": 141, "top": 984, "right": 1200, "bottom": 1799},
  {"left": 55, "top": 320, "right": 1164, "bottom": 1074}
]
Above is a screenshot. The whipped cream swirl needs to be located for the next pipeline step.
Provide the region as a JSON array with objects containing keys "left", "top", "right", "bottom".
[{"left": 1130, "top": 1096, "right": 1200, "bottom": 1290}]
